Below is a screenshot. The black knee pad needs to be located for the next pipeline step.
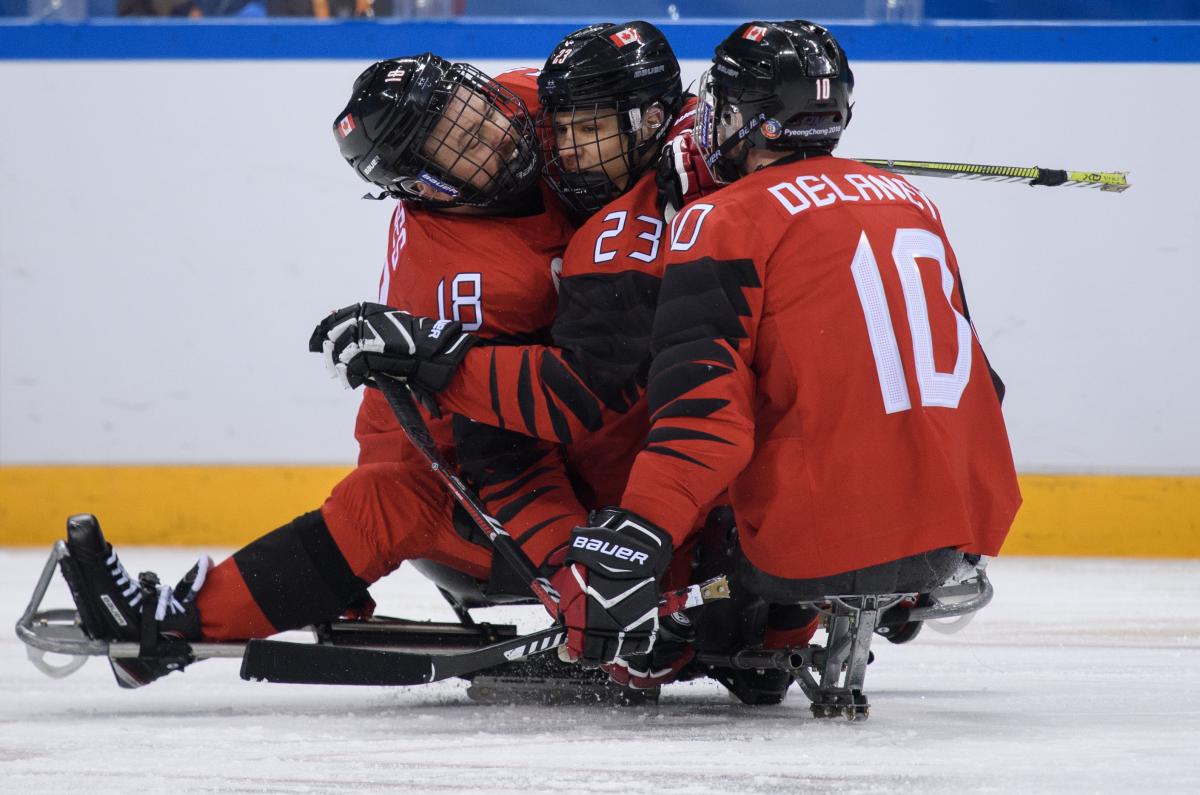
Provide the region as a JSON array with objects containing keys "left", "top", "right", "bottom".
[{"left": 232, "top": 510, "right": 368, "bottom": 632}]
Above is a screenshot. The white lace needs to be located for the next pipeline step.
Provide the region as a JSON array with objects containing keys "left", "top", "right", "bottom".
[
  {"left": 106, "top": 550, "right": 142, "bottom": 607},
  {"left": 155, "top": 584, "right": 182, "bottom": 622},
  {"left": 106, "top": 548, "right": 212, "bottom": 622},
  {"left": 154, "top": 555, "right": 212, "bottom": 622}
]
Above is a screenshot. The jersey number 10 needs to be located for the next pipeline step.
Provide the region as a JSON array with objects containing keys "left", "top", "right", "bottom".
[{"left": 850, "top": 228, "right": 972, "bottom": 414}]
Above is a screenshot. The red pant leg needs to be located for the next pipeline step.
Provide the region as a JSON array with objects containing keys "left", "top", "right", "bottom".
[
  {"left": 198, "top": 461, "right": 488, "bottom": 641},
  {"left": 198, "top": 453, "right": 589, "bottom": 641}
]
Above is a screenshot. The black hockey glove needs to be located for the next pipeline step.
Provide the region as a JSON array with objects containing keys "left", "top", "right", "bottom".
[
  {"left": 549, "top": 508, "right": 673, "bottom": 666},
  {"left": 309, "top": 303, "right": 477, "bottom": 393}
]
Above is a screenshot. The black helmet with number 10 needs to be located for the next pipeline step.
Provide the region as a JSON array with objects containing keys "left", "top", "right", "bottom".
[
  {"left": 334, "top": 54, "right": 540, "bottom": 208},
  {"left": 695, "top": 20, "right": 854, "bottom": 183}
]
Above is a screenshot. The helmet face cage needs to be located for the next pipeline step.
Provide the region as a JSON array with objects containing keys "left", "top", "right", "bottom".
[
  {"left": 693, "top": 21, "right": 853, "bottom": 184},
  {"left": 693, "top": 67, "right": 757, "bottom": 185},
  {"left": 336, "top": 57, "right": 539, "bottom": 208},
  {"left": 539, "top": 101, "right": 647, "bottom": 215},
  {"left": 410, "top": 63, "right": 540, "bottom": 206}
]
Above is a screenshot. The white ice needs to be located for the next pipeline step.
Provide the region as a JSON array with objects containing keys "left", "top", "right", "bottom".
[{"left": 2, "top": 549, "right": 1198, "bottom": 794}]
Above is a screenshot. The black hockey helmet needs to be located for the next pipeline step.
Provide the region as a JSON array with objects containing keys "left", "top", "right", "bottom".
[
  {"left": 334, "top": 55, "right": 540, "bottom": 208},
  {"left": 695, "top": 20, "right": 854, "bottom": 182},
  {"left": 537, "top": 21, "right": 683, "bottom": 214}
]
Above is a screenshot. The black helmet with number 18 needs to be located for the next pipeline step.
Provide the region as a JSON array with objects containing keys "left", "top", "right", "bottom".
[
  {"left": 695, "top": 20, "right": 854, "bottom": 183},
  {"left": 334, "top": 54, "right": 540, "bottom": 208},
  {"left": 538, "top": 21, "right": 683, "bottom": 215}
]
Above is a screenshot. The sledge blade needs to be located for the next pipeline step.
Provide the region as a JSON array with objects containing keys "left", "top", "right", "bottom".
[{"left": 464, "top": 652, "right": 657, "bottom": 706}]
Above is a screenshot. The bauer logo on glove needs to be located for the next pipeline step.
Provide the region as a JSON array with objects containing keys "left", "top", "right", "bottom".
[{"left": 570, "top": 534, "right": 650, "bottom": 567}]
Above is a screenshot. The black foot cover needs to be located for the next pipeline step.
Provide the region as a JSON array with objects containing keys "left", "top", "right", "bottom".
[
  {"left": 59, "top": 514, "right": 143, "bottom": 643},
  {"left": 709, "top": 666, "right": 793, "bottom": 706},
  {"left": 58, "top": 514, "right": 197, "bottom": 689},
  {"left": 875, "top": 593, "right": 932, "bottom": 645},
  {"left": 109, "top": 642, "right": 195, "bottom": 690}
]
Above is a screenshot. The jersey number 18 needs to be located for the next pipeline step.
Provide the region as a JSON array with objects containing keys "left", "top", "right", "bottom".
[{"left": 436, "top": 273, "right": 483, "bottom": 332}]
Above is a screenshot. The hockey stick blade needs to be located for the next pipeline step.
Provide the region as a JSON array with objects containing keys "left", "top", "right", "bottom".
[
  {"left": 239, "top": 576, "right": 729, "bottom": 686},
  {"left": 856, "top": 158, "right": 1130, "bottom": 192},
  {"left": 240, "top": 626, "right": 566, "bottom": 686}
]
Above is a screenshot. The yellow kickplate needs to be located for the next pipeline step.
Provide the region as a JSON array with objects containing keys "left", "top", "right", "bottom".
[
  {"left": 0, "top": 468, "right": 1196, "bottom": 558},
  {"left": 1003, "top": 474, "right": 1199, "bottom": 558}
]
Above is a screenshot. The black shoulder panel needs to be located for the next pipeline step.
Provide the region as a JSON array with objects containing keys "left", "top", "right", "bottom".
[{"left": 652, "top": 257, "right": 761, "bottom": 353}]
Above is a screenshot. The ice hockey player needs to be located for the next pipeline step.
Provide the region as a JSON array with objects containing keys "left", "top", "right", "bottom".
[
  {"left": 321, "top": 22, "right": 720, "bottom": 690},
  {"left": 57, "top": 54, "right": 590, "bottom": 688},
  {"left": 544, "top": 20, "right": 1023, "bottom": 698}
]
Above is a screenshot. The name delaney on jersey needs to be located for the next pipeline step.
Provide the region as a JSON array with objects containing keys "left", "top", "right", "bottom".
[{"left": 767, "top": 170, "right": 941, "bottom": 220}]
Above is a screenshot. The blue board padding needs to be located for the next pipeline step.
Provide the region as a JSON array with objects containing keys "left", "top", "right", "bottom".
[{"left": 1, "top": 20, "right": 1197, "bottom": 62}]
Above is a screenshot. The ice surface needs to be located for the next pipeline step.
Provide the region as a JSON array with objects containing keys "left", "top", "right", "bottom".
[{"left": 2, "top": 549, "right": 1198, "bottom": 794}]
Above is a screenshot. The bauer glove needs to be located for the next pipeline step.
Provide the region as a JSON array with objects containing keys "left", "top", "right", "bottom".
[
  {"left": 309, "top": 302, "right": 477, "bottom": 393},
  {"left": 549, "top": 508, "right": 673, "bottom": 666}
]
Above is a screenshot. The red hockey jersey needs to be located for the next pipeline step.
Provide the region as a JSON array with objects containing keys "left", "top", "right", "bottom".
[
  {"left": 354, "top": 195, "right": 576, "bottom": 466},
  {"left": 621, "top": 155, "right": 1022, "bottom": 579},
  {"left": 348, "top": 70, "right": 585, "bottom": 568}
]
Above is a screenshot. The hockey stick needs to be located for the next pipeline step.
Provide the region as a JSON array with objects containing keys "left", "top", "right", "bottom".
[
  {"left": 239, "top": 576, "right": 730, "bottom": 686},
  {"left": 856, "top": 158, "right": 1130, "bottom": 193}
]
